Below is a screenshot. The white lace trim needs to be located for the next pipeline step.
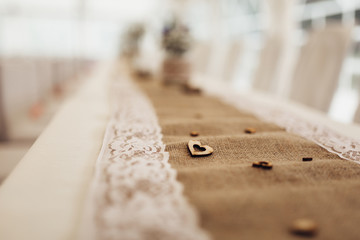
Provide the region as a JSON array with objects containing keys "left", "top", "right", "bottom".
[
  {"left": 204, "top": 85, "right": 360, "bottom": 164},
  {"left": 79, "top": 74, "right": 209, "bottom": 240}
]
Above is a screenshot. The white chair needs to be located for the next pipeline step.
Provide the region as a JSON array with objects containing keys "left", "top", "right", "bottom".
[
  {"left": 0, "top": 64, "right": 8, "bottom": 141},
  {"left": 1, "top": 58, "right": 38, "bottom": 122},
  {"left": 0, "top": 57, "right": 41, "bottom": 139},
  {"left": 289, "top": 25, "right": 352, "bottom": 112},
  {"left": 190, "top": 40, "right": 243, "bottom": 88},
  {"left": 354, "top": 103, "right": 360, "bottom": 124},
  {"left": 220, "top": 41, "right": 243, "bottom": 83},
  {"left": 189, "top": 41, "right": 212, "bottom": 75},
  {"left": 35, "top": 57, "right": 54, "bottom": 100},
  {"left": 252, "top": 36, "right": 284, "bottom": 92}
]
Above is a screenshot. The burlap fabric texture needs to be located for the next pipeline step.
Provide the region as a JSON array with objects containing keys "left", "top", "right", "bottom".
[{"left": 138, "top": 79, "right": 360, "bottom": 240}]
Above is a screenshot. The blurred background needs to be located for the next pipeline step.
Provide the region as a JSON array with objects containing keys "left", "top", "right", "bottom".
[{"left": 0, "top": 0, "right": 360, "bottom": 182}]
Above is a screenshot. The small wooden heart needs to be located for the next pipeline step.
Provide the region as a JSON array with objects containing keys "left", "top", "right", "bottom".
[{"left": 188, "top": 140, "right": 214, "bottom": 157}]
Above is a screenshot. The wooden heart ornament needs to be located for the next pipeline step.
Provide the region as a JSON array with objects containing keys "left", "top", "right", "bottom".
[{"left": 188, "top": 140, "right": 214, "bottom": 157}]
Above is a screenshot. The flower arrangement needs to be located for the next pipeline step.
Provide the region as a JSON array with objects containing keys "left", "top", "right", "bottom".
[{"left": 162, "top": 20, "right": 191, "bottom": 57}]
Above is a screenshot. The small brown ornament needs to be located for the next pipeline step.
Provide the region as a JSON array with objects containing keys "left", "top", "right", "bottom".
[
  {"left": 194, "top": 113, "right": 203, "bottom": 119},
  {"left": 290, "top": 218, "right": 318, "bottom": 237},
  {"left": 188, "top": 140, "right": 213, "bottom": 157},
  {"left": 252, "top": 161, "right": 273, "bottom": 169},
  {"left": 136, "top": 70, "right": 152, "bottom": 79},
  {"left": 244, "top": 127, "right": 256, "bottom": 134},
  {"left": 190, "top": 131, "right": 199, "bottom": 137},
  {"left": 183, "top": 84, "right": 202, "bottom": 95}
]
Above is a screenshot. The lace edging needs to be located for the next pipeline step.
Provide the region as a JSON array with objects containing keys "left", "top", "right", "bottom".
[
  {"left": 205, "top": 86, "right": 360, "bottom": 164},
  {"left": 79, "top": 74, "right": 210, "bottom": 240}
]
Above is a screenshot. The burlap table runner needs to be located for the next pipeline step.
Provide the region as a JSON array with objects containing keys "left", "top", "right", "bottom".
[{"left": 138, "top": 79, "right": 360, "bottom": 240}]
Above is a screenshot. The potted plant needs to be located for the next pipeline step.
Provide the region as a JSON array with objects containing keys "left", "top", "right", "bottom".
[{"left": 161, "top": 20, "right": 192, "bottom": 86}]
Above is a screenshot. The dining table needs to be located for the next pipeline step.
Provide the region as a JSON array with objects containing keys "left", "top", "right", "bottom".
[{"left": 1, "top": 60, "right": 360, "bottom": 240}]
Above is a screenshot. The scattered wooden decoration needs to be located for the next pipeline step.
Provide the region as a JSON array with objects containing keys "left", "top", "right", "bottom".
[
  {"left": 194, "top": 113, "right": 203, "bottom": 119},
  {"left": 188, "top": 140, "right": 213, "bottom": 157},
  {"left": 252, "top": 161, "right": 273, "bottom": 170},
  {"left": 183, "top": 84, "right": 202, "bottom": 95},
  {"left": 290, "top": 218, "right": 318, "bottom": 237},
  {"left": 190, "top": 131, "right": 199, "bottom": 137},
  {"left": 244, "top": 127, "right": 256, "bottom": 134},
  {"left": 135, "top": 70, "right": 152, "bottom": 79}
]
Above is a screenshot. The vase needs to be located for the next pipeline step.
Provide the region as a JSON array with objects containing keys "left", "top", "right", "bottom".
[{"left": 161, "top": 56, "right": 190, "bottom": 86}]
